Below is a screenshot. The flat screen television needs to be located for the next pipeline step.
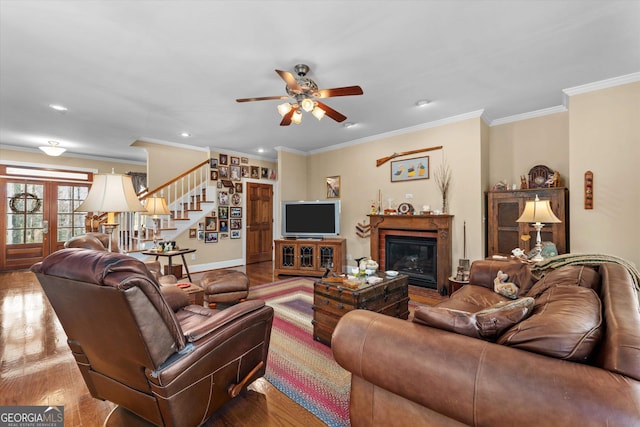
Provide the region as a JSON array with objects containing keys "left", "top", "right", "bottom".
[{"left": 281, "top": 200, "right": 341, "bottom": 239}]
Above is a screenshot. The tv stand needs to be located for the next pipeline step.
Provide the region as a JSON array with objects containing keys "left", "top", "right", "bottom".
[{"left": 274, "top": 238, "right": 346, "bottom": 277}]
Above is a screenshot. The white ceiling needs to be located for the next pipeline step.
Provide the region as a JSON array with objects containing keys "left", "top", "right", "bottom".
[{"left": 1, "top": 1, "right": 639, "bottom": 163}]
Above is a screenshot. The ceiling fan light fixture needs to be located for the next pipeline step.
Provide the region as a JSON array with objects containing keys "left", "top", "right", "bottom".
[
  {"left": 39, "top": 141, "right": 66, "bottom": 156},
  {"left": 301, "top": 98, "right": 315, "bottom": 112},
  {"left": 277, "top": 102, "right": 293, "bottom": 116},
  {"left": 291, "top": 110, "right": 303, "bottom": 124},
  {"left": 312, "top": 106, "right": 326, "bottom": 120}
]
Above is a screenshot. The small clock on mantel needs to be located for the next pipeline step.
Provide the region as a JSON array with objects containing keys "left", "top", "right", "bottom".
[{"left": 528, "top": 165, "right": 553, "bottom": 188}]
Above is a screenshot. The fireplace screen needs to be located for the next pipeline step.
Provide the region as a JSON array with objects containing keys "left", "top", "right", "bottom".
[{"left": 385, "top": 235, "right": 437, "bottom": 288}]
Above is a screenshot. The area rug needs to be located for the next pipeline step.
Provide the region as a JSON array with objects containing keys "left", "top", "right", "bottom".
[
  {"left": 249, "top": 277, "right": 350, "bottom": 427},
  {"left": 249, "top": 277, "right": 426, "bottom": 427}
]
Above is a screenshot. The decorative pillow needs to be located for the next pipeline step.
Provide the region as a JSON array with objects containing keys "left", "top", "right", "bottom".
[
  {"left": 526, "top": 265, "right": 601, "bottom": 299},
  {"left": 498, "top": 285, "right": 603, "bottom": 361},
  {"left": 494, "top": 270, "right": 519, "bottom": 299},
  {"left": 413, "top": 297, "right": 535, "bottom": 341}
]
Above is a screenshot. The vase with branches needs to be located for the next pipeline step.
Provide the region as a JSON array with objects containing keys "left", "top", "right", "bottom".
[{"left": 434, "top": 160, "right": 452, "bottom": 213}]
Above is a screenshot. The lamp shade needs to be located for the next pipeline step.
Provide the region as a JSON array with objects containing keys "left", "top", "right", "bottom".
[
  {"left": 145, "top": 197, "right": 171, "bottom": 217},
  {"left": 516, "top": 195, "right": 561, "bottom": 224},
  {"left": 76, "top": 172, "right": 146, "bottom": 215}
]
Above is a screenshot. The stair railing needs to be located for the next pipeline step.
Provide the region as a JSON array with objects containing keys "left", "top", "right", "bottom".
[{"left": 106, "top": 159, "right": 211, "bottom": 252}]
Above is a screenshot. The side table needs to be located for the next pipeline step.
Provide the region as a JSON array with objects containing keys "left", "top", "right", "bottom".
[
  {"left": 448, "top": 277, "right": 469, "bottom": 296},
  {"left": 143, "top": 248, "right": 196, "bottom": 282},
  {"left": 178, "top": 283, "right": 204, "bottom": 306}
]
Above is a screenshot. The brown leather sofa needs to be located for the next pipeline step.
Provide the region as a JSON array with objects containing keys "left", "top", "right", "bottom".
[
  {"left": 32, "top": 248, "right": 274, "bottom": 426},
  {"left": 332, "top": 259, "right": 640, "bottom": 426}
]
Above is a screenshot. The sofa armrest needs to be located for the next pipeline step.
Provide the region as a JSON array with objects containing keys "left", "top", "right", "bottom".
[{"left": 332, "top": 310, "right": 640, "bottom": 426}]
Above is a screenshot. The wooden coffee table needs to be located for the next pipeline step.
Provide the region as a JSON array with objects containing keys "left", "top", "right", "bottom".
[{"left": 312, "top": 273, "right": 409, "bottom": 346}]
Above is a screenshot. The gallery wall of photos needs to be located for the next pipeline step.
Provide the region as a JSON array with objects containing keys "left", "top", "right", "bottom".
[{"left": 187, "top": 154, "right": 276, "bottom": 243}]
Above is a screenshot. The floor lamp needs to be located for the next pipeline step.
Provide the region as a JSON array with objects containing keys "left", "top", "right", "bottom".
[
  {"left": 516, "top": 195, "right": 561, "bottom": 262},
  {"left": 145, "top": 196, "right": 171, "bottom": 252},
  {"left": 76, "top": 171, "right": 147, "bottom": 252}
]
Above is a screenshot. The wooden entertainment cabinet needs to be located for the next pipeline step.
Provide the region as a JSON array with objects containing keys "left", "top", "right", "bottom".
[
  {"left": 274, "top": 238, "right": 347, "bottom": 277},
  {"left": 486, "top": 187, "right": 569, "bottom": 257}
]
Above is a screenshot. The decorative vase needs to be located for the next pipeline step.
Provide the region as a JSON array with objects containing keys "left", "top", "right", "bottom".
[{"left": 442, "top": 193, "right": 448, "bottom": 214}]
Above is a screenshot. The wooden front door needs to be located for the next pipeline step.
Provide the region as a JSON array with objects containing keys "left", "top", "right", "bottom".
[
  {"left": 1, "top": 166, "right": 92, "bottom": 271},
  {"left": 246, "top": 182, "right": 273, "bottom": 264}
]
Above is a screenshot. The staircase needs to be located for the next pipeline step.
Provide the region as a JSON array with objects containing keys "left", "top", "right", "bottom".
[{"left": 105, "top": 160, "right": 216, "bottom": 253}]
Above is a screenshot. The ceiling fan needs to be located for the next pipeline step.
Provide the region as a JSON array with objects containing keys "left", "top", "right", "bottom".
[{"left": 236, "top": 64, "right": 363, "bottom": 126}]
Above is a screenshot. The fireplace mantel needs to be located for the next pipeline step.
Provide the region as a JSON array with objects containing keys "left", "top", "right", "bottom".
[{"left": 369, "top": 214, "right": 453, "bottom": 293}]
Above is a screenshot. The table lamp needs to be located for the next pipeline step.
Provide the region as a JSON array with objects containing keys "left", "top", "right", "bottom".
[
  {"left": 145, "top": 196, "right": 171, "bottom": 252},
  {"left": 516, "top": 195, "right": 561, "bottom": 262},
  {"left": 76, "top": 170, "right": 147, "bottom": 252}
]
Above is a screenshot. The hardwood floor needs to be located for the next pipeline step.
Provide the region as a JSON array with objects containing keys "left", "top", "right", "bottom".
[{"left": 0, "top": 261, "right": 444, "bottom": 426}]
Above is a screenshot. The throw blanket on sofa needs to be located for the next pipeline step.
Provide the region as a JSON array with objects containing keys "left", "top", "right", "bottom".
[{"left": 531, "top": 253, "right": 640, "bottom": 307}]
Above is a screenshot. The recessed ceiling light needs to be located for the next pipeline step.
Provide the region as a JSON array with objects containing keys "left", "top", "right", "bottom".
[
  {"left": 180, "top": 132, "right": 191, "bottom": 137},
  {"left": 415, "top": 99, "right": 431, "bottom": 107},
  {"left": 343, "top": 122, "right": 356, "bottom": 128},
  {"left": 257, "top": 148, "right": 265, "bottom": 153},
  {"left": 49, "top": 104, "right": 68, "bottom": 112}
]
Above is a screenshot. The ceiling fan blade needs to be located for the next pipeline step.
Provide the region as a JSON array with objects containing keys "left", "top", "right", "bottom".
[
  {"left": 280, "top": 109, "right": 294, "bottom": 126},
  {"left": 236, "top": 95, "right": 289, "bottom": 103},
  {"left": 275, "top": 69, "right": 303, "bottom": 93},
  {"left": 316, "top": 101, "right": 347, "bottom": 122},
  {"left": 316, "top": 85, "right": 363, "bottom": 98}
]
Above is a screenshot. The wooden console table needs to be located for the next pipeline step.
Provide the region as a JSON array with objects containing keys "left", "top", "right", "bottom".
[{"left": 369, "top": 214, "right": 453, "bottom": 293}]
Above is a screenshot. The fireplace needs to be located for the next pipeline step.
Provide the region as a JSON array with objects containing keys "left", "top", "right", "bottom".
[
  {"left": 385, "top": 234, "right": 437, "bottom": 288},
  {"left": 369, "top": 214, "right": 453, "bottom": 293}
]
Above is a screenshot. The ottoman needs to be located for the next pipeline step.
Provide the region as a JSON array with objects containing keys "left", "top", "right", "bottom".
[{"left": 201, "top": 269, "right": 250, "bottom": 308}]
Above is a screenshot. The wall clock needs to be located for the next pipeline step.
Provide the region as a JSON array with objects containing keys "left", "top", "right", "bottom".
[{"left": 528, "top": 165, "right": 553, "bottom": 188}]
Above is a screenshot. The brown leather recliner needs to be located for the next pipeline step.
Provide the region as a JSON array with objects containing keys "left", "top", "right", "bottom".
[{"left": 31, "top": 248, "right": 274, "bottom": 427}]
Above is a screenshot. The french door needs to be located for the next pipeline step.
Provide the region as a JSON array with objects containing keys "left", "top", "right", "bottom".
[{"left": 1, "top": 166, "right": 92, "bottom": 271}]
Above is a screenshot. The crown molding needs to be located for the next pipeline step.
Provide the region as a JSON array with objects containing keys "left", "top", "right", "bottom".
[
  {"left": 0, "top": 144, "right": 146, "bottom": 165},
  {"left": 133, "top": 137, "right": 210, "bottom": 152},
  {"left": 307, "top": 109, "right": 485, "bottom": 156},
  {"left": 562, "top": 72, "right": 640, "bottom": 97},
  {"left": 490, "top": 105, "right": 568, "bottom": 126},
  {"left": 274, "top": 146, "right": 309, "bottom": 156}
]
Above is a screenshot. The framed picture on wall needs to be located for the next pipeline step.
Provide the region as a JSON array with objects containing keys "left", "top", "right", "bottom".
[
  {"left": 205, "top": 216, "right": 217, "bottom": 231},
  {"left": 205, "top": 231, "right": 218, "bottom": 243},
  {"left": 230, "top": 207, "right": 242, "bottom": 218},
  {"left": 326, "top": 176, "right": 340, "bottom": 198},
  {"left": 231, "top": 230, "right": 241, "bottom": 239},
  {"left": 391, "top": 156, "right": 429, "bottom": 182}
]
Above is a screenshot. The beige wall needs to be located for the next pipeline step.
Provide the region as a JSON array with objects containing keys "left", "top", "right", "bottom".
[
  {"left": 567, "top": 82, "right": 640, "bottom": 268},
  {"left": 288, "top": 117, "right": 486, "bottom": 272},
  {"left": 489, "top": 111, "right": 570, "bottom": 189},
  {"left": 0, "top": 148, "right": 146, "bottom": 175},
  {"left": 131, "top": 140, "right": 209, "bottom": 189}
]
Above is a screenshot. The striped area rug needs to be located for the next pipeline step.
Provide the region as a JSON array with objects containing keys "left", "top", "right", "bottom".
[{"left": 249, "top": 277, "right": 351, "bottom": 427}]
